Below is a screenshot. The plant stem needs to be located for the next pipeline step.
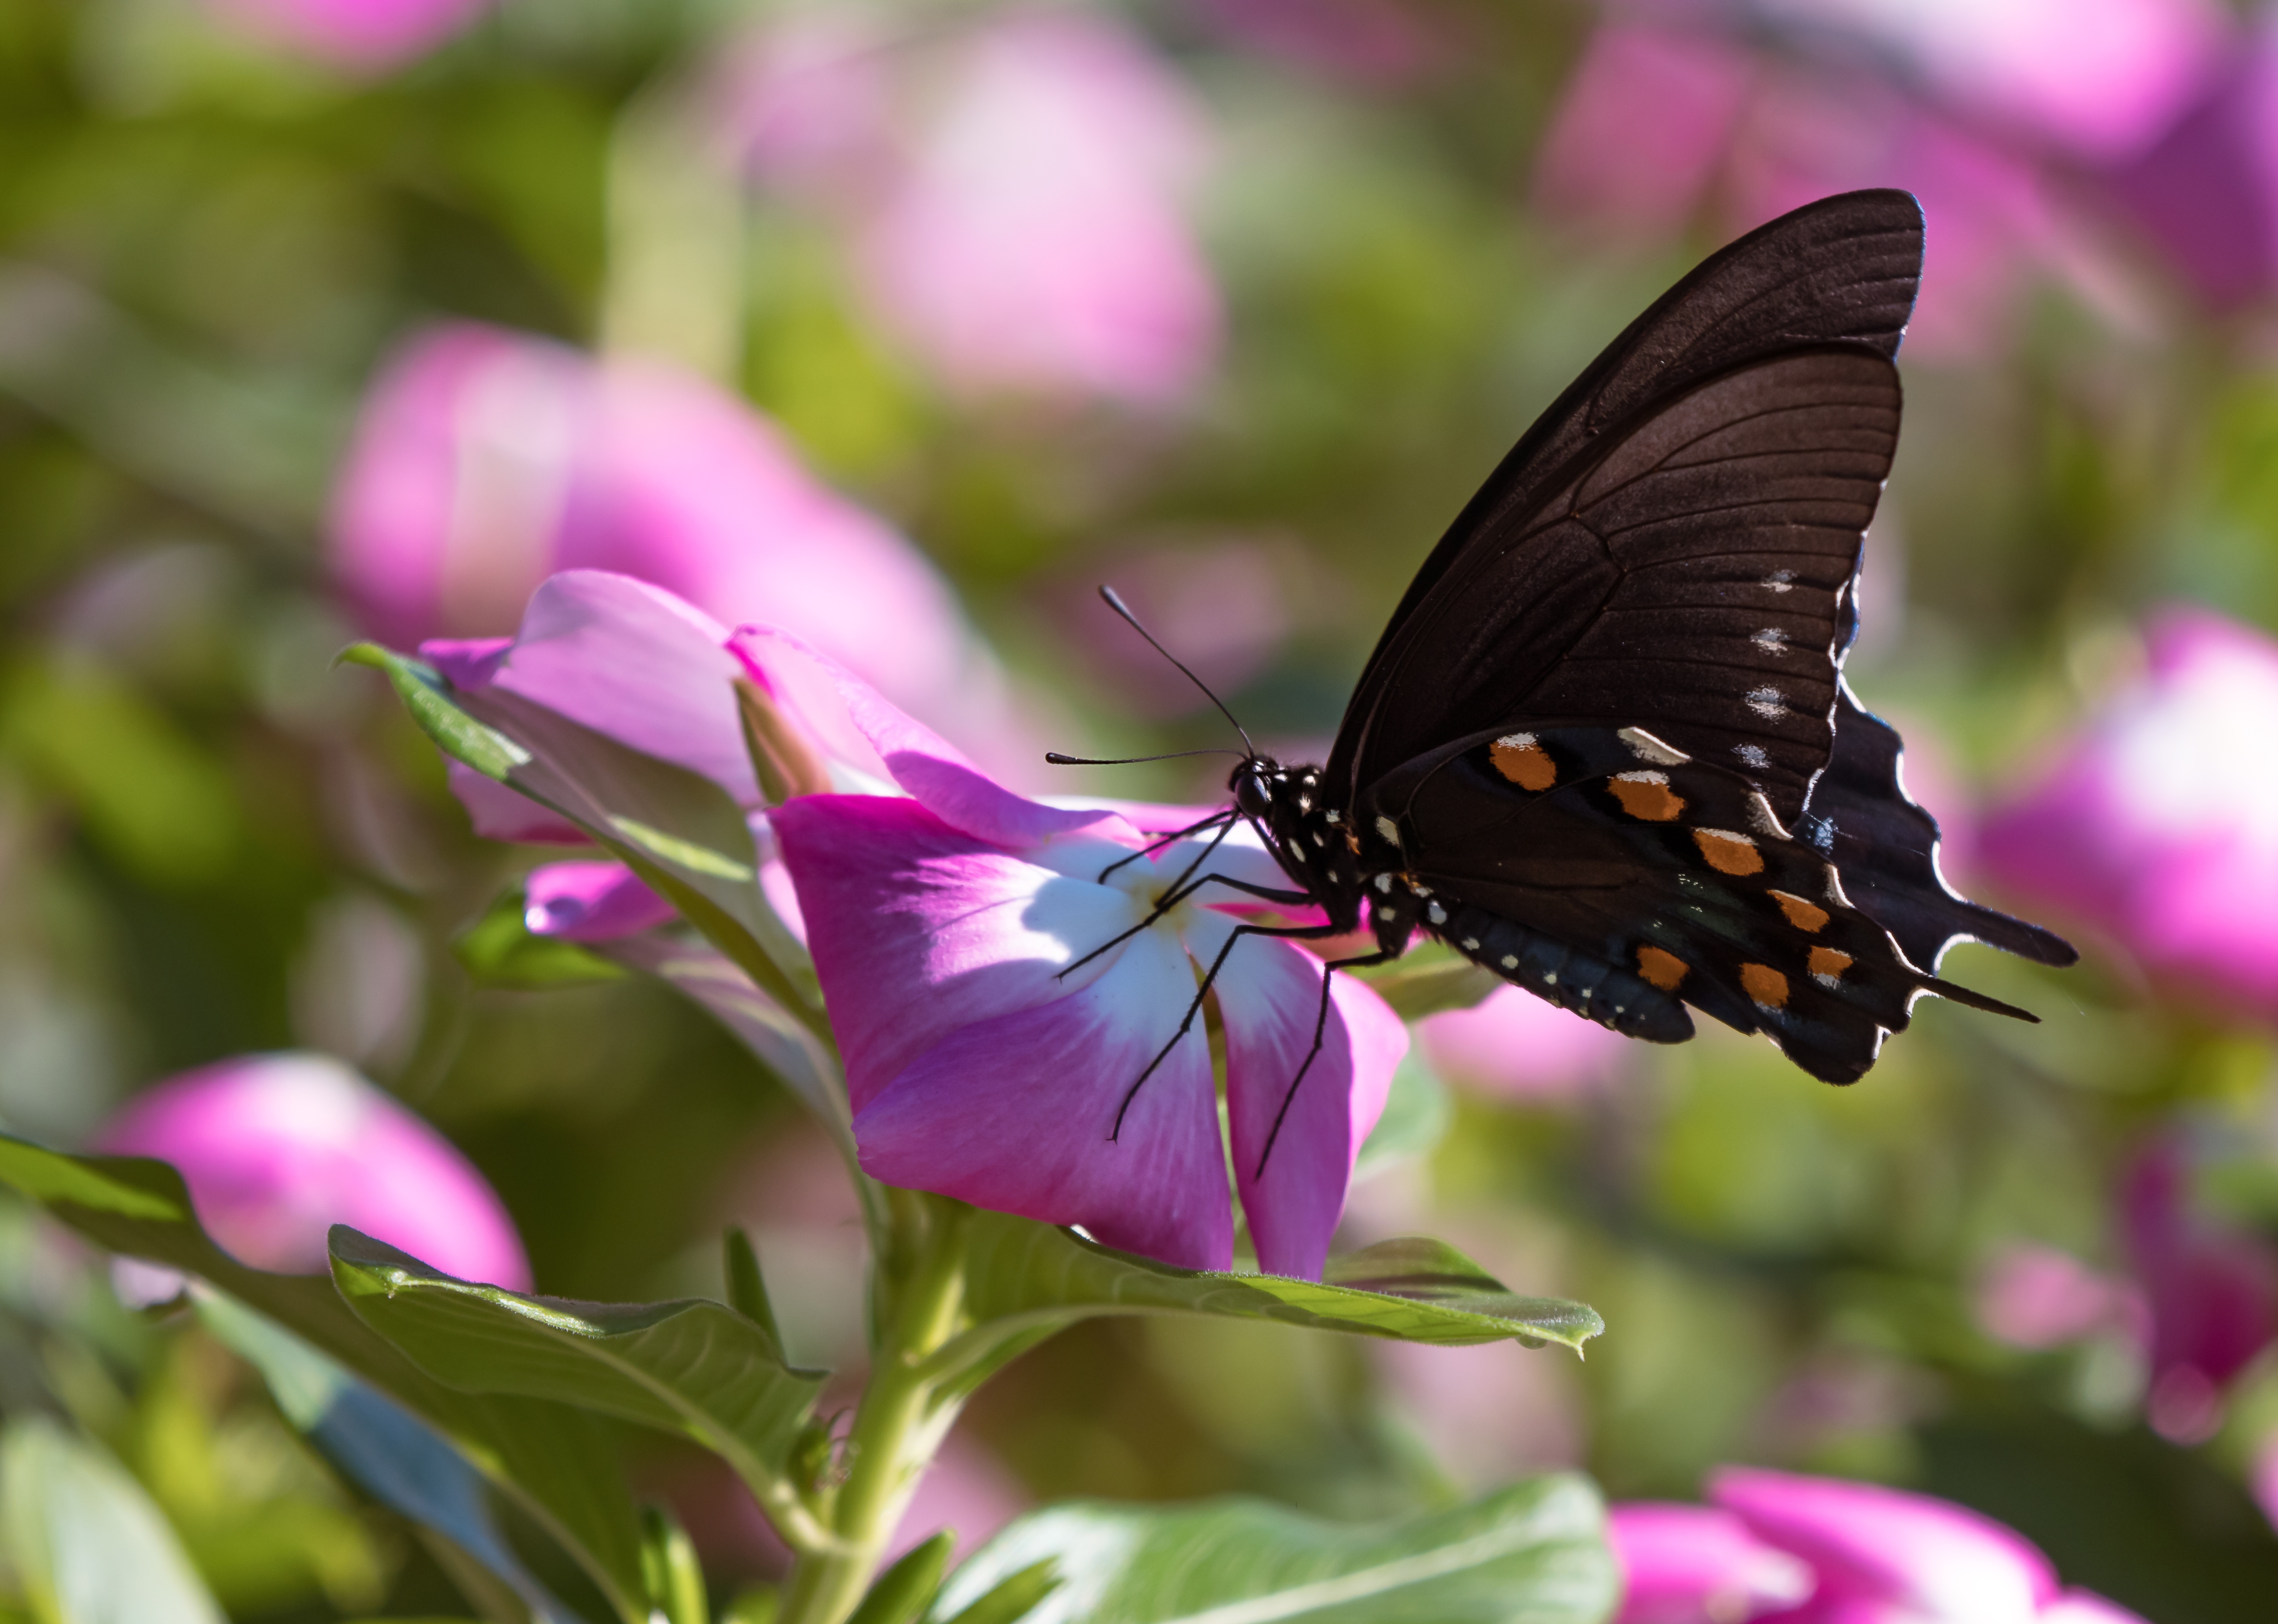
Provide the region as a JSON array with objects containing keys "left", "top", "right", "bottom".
[{"left": 779, "top": 1195, "right": 973, "bottom": 1624}]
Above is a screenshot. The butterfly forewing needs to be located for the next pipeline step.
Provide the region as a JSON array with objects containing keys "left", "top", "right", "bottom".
[
  {"left": 1329, "top": 189, "right": 1925, "bottom": 808},
  {"left": 1347, "top": 347, "right": 1901, "bottom": 826}
]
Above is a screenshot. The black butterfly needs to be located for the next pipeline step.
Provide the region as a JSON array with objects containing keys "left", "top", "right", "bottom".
[{"left": 1069, "top": 190, "right": 2075, "bottom": 1161}]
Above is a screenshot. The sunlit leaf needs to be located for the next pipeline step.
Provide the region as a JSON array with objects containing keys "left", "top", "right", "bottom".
[
  {"left": 0, "top": 1416, "right": 224, "bottom": 1624},
  {"left": 925, "top": 1475, "right": 1615, "bottom": 1624},
  {"left": 329, "top": 1227, "right": 831, "bottom": 1551}
]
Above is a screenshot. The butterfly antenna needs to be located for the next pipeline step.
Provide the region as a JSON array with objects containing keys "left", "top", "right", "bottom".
[
  {"left": 1097, "top": 585, "right": 1259, "bottom": 758},
  {"left": 1045, "top": 748, "right": 1246, "bottom": 766}
]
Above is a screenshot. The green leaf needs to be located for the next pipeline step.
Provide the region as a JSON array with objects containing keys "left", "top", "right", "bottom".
[
  {"left": 343, "top": 642, "right": 826, "bottom": 1049},
  {"left": 329, "top": 1227, "right": 830, "bottom": 1550},
  {"left": 454, "top": 891, "right": 627, "bottom": 989},
  {"left": 192, "top": 1291, "right": 571, "bottom": 1624},
  {"left": 926, "top": 1475, "right": 1614, "bottom": 1624},
  {"left": 1352, "top": 942, "right": 1501, "bottom": 1021},
  {"left": 0, "top": 1134, "right": 650, "bottom": 1623},
  {"left": 338, "top": 645, "right": 527, "bottom": 781},
  {"left": 849, "top": 1530, "right": 954, "bottom": 1624},
  {"left": 929, "top": 1212, "right": 1600, "bottom": 1391},
  {"left": 1, "top": 1416, "right": 226, "bottom": 1624},
  {"left": 933, "top": 1560, "right": 1059, "bottom": 1624}
]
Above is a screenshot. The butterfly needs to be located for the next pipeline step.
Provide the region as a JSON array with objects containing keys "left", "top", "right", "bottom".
[{"left": 1076, "top": 189, "right": 2075, "bottom": 1161}]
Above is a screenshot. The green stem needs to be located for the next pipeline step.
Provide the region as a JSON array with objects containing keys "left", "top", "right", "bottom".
[{"left": 779, "top": 1196, "right": 973, "bottom": 1624}]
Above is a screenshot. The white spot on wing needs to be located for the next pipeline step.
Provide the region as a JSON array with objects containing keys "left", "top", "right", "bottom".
[
  {"left": 1373, "top": 872, "right": 1393, "bottom": 893},
  {"left": 1734, "top": 743, "right": 1770, "bottom": 769},
  {"left": 1427, "top": 902, "right": 1447, "bottom": 924},
  {"left": 1500, "top": 954, "right": 1519, "bottom": 969},
  {"left": 1375, "top": 815, "right": 1400, "bottom": 846},
  {"left": 1764, "top": 570, "right": 1795, "bottom": 593},
  {"left": 1495, "top": 731, "right": 1537, "bottom": 750},
  {"left": 1745, "top": 686, "right": 1786, "bottom": 719},
  {"left": 1751, "top": 627, "right": 1788, "bottom": 652},
  {"left": 1618, "top": 727, "right": 1689, "bottom": 765}
]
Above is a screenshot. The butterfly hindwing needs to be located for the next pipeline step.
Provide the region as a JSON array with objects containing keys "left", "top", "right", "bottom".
[
  {"left": 1370, "top": 723, "right": 2027, "bottom": 1084},
  {"left": 1799, "top": 684, "right": 2080, "bottom": 972}
]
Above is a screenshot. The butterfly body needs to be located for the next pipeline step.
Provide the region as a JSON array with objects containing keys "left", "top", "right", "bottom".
[{"left": 1191, "top": 189, "right": 2076, "bottom": 1096}]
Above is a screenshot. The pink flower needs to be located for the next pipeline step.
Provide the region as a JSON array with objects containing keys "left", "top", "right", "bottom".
[
  {"left": 1980, "top": 608, "right": 2278, "bottom": 1021},
  {"left": 771, "top": 751, "right": 1407, "bottom": 1281},
  {"left": 1417, "top": 985, "right": 1630, "bottom": 1103},
  {"left": 1610, "top": 1469, "right": 2148, "bottom": 1624},
  {"left": 2104, "top": 17, "right": 2278, "bottom": 309},
  {"left": 2120, "top": 1141, "right": 2278, "bottom": 1443},
  {"left": 97, "top": 1052, "right": 529, "bottom": 1290},
  {"left": 1973, "top": 1243, "right": 2135, "bottom": 1352},
  {"left": 199, "top": 0, "right": 489, "bottom": 69},
  {"left": 729, "top": 6, "right": 1222, "bottom": 407},
  {"left": 329, "top": 326, "right": 1014, "bottom": 765},
  {"left": 1609, "top": 1503, "right": 1814, "bottom": 1624},
  {"left": 1533, "top": 23, "right": 2061, "bottom": 356},
  {"left": 1183, "top": 0, "right": 1454, "bottom": 88},
  {"left": 1758, "top": 0, "right": 2226, "bottom": 161}
]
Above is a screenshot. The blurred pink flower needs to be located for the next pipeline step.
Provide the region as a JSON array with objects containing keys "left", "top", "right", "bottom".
[
  {"left": 1534, "top": 22, "right": 2060, "bottom": 356},
  {"left": 1609, "top": 1503, "right": 1814, "bottom": 1624},
  {"left": 1417, "top": 985, "right": 1630, "bottom": 1103},
  {"left": 1758, "top": 0, "right": 2226, "bottom": 161},
  {"left": 98, "top": 1052, "right": 529, "bottom": 1290},
  {"left": 2253, "top": 1429, "right": 2278, "bottom": 1540},
  {"left": 523, "top": 860, "right": 677, "bottom": 944},
  {"left": 729, "top": 6, "right": 1222, "bottom": 407},
  {"left": 1973, "top": 1243, "right": 2134, "bottom": 1352},
  {"left": 1980, "top": 608, "right": 2278, "bottom": 1021},
  {"left": 1533, "top": 24, "right": 1755, "bottom": 238},
  {"left": 330, "top": 324, "right": 1016, "bottom": 762},
  {"left": 1183, "top": 0, "right": 1453, "bottom": 87},
  {"left": 1607, "top": 1468, "right": 2148, "bottom": 1623},
  {"left": 2105, "top": 16, "right": 2278, "bottom": 309},
  {"left": 201, "top": 0, "right": 489, "bottom": 69},
  {"left": 2120, "top": 1141, "right": 2278, "bottom": 1444}
]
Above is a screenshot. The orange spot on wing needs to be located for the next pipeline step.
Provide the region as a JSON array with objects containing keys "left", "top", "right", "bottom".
[
  {"left": 1809, "top": 947, "right": 1853, "bottom": 986},
  {"left": 1695, "top": 828, "right": 1764, "bottom": 875},
  {"left": 1636, "top": 945, "right": 1688, "bottom": 990},
  {"left": 1741, "top": 962, "right": 1790, "bottom": 1008},
  {"left": 1490, "top": 734, "right": 1557, "bottom": 791},
  {"left": 1770, "top": 890, "right": 1829, "bottom": 932},
  {"left": 1610, "top": 771, "right": 1685, "bottom": 821}
]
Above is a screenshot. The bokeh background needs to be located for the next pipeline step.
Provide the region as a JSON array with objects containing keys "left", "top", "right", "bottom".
[{"left": 4, "top": 0, "right": 2278, "bottom": 1617}]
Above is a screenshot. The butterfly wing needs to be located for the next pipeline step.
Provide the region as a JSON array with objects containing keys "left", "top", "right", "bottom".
[
  {"left": 1375, "top": 725, "right": 2027, "bottom": 1084},
  {"left": 1801, "top": 684, "right": 2079, "bottom": 972},
  {"left": 1329, "top": 188, "right": 1924, "bottom": 814},
  {"left": 1346, "top": 344, "right": 1902, "bottom": 829}
]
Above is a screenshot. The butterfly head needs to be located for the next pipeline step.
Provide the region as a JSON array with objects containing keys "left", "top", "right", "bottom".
[{"left": 1229, "top": 756, "right": 1281, "bottom": 822}]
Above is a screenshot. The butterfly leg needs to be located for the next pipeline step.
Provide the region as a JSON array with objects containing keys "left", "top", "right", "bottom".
[
  {"left": 1109, "top": 919, "right": 1347, "bottom": 1141},
  {"left": 1252, "top": 949, "right": 1398, "bottom": 1177},
  {"left": 1094, "top": 808, "right": 1238, "bottom": 884},
  {"left": 1059, "top": 853, "right": 1317, "bottom": 982}
]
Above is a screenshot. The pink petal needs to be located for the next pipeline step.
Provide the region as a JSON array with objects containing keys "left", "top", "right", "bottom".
[
  {"left": 1973, "top": 1244, "right": 2124, "bottom": 1350},
  {"left": 733, "top": 625, "right": 1115, "bottom": 848},
  {"left": 202, "top": 0, "right": 493, "bottom": 70},
  {"left": 1712, "top": 1467, "right": 2058, "bottom": 1618},
  {"left": 427, "top": 570, "right": 757, "bottom": 805},
  {"left": 769, "top": 794, "right": 1141, "bottom": 1110},
  {"left": 854, "top": 8, "right": 1221, "bottom": 406},
  {"left": 329, "top": 325, "right": 582, "bottom": 643},
  {"left": 446, "top": 761, "right": 584, "bottom": 844},
  {"left": 1211, "top": 920, "right": 1405, "bottom": 1280},
  {"left": 1608, "top": 1503, "right": 1817, "bottom": 1624},
  {"left": 852, "top": 926, "right": 1231, "bottom": 1270},
  {"left": 1534, "top": 24, "right": 1754, "bottom": 236},
  {"left": 525, "top": 861, "right": 676, "bottom": 942},
  {"left": 98, "top": 1052, "right": 530, "bottom": 1290}
]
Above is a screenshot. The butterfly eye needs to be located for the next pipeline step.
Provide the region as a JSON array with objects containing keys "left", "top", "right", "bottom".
[{"left": 1230, "top": 764, "right": 1275, "bottom": 820}]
